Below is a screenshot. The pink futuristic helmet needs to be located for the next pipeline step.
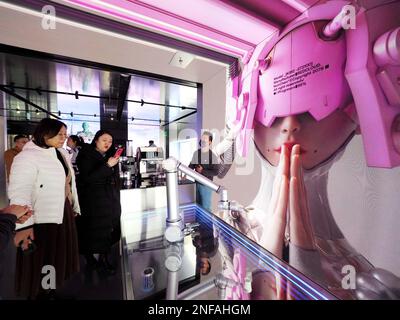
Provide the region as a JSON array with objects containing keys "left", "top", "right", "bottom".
[
  {"left": 255, "top": 21, "right": 351, "bottom": 127},
  {"left": 230, "top": 0, "right": 400, "bottom": 168}
]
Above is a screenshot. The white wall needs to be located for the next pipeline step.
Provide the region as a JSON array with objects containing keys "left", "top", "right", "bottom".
[{"left": 201, "top": 68, "right": 260, "bottom": 213}]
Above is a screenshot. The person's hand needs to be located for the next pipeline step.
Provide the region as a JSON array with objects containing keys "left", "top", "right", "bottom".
[
  {"left": 220, "top": 144, "right": 315, "bottom": 300},
  {"left": 16, "top": 210, "right": 33, "bottom": 224},
  {"left": 220, "top": 145, "right": 290, "bottom": 258},
  {"left": 284, "top": 144, "right": 316, "bottom": 300},
  {"left": 218, "top": 147, "right": 289, "bottom": 300},
  {"left": 221, "top": 206, "right": 260, "bottom": 240},
  {"left": 288, "top": 145, "right": 315, "bottom": 250},
  {"left": 225, "top": 119, "right": 243, "bottom": 141},
  {"left": 1, "top": 205, "right": 33, "bottom": 223},
  {"left": 14, "top": 228, "right": 34, "bottom": 250},
  {"left": 258, "top": 144, "right": 290, "bottom": 259},
  {"left": 107, "top": 156, "right": 119, "bottom": 167}
]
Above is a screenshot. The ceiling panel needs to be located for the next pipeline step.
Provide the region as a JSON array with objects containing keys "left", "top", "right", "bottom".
[
  {"left": 0, "top": 2, "right": 227, "bottom": 84},
  {"left": 1, "top": 52, "right": 198, "bottom": 126}
]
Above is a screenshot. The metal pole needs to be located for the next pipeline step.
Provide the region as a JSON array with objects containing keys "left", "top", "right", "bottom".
[
  {"left": 163, "top": 158, "right": 184, "bottom": 243},
  {"left": 0, "top": 85, "right": 61, "bottom": 119},
  {"left": 165, "top": 242, "right": 182, "bottom": 300},
  {"left": 162, "top": 110, "right": 197, "bottom": 127},
  {"left": 166, "top": 170, "right": 180, "bottom": 223},
  {"left": 166, "top": 271, "right": 179, "bottom": 300},
  {"left": 0, "top": 84, "right": 196, "bottom": 110},
  {"left": 178, "top": 162, "right": 221, "bottom": 192}
]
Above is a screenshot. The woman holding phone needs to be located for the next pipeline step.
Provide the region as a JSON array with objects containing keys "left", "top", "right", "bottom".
[{"left": 76, "top": 129, "right": 121, "bottom": 275}]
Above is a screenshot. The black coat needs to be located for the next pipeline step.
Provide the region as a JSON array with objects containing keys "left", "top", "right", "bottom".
[
  {"left": 75, "top": 144, "right": 121, "bottom": 254},
  {"left": 0, "top": 213, "right": 16, "bottom": 296},
  {"left": 0, "top": 213, "right": 16, "bottom": 252}
]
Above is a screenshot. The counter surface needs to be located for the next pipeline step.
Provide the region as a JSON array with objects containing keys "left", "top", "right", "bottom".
[
  {"left": 120, "top": 204, "right": 337, "bottom": 300},
  {"left": 120, "top": 177, "right": 194, "bottom": 190}
]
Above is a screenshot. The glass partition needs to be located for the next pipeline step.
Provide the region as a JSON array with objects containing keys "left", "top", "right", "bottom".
[{"left": 121, "top": 204, "right": 337, "bottom": 300}]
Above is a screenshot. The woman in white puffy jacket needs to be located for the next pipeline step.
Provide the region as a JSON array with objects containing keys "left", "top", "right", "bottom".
[{"left": 8, "top": 118, "right": 80, "bottom": 299}]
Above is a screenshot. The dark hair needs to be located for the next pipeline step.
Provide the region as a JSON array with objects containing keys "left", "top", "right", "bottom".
[
  {"left": 14, "top": 134, "right": 28, "bottom": 142},
  {"left": 69, "top": 135, "right": 84, "bottom": 147},
  {"left": 202, "top": 131, "right": 213, "bottom": 142},
  {"left": 91, "top": 129, "right": 116, "bottom": 157},
  {"left": 149, "top": 140, "right": 154, "bottom": 144},
  {"left": 192, "top": 226, "right": 219, "bottom": 257},
  {"left": 33, "top": 118, "right": 67, "bottom": 148}
]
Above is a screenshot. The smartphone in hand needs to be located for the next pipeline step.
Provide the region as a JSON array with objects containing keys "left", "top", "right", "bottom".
[{"left": 114, "top": 147, "right": 124, "bottom": 157}]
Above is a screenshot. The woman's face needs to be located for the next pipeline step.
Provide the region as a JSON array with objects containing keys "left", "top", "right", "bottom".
[
  {"left": 66, "top": 137, "right": 76, "bottom": 149},
  {"left": 95, "top": 133, "right": 113, "bottom": 154},
  {"left": 200, "top": 257, "right": 210, "bottom": 275},
  {"left": 254, "top": 109, "right": 357, "bottom": 169},
  {"left": 45, "top": 126, "right": 67, "bottom": 148}
]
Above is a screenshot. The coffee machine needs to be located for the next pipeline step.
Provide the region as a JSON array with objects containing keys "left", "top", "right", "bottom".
[
  {"left": 136, "top": 146, "right": 165, "bottom": 187},
  {"left": 118, "top": 155, "right": 138, "bottom": 188}
]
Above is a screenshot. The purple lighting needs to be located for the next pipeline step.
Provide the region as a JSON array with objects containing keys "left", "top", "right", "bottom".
[{"left": 64, "top": 0, "right": 253, "bottom": 58}]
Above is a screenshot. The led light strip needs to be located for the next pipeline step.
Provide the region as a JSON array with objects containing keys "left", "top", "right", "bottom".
[
  {"left": 199, "top": 212, "right": 323, "bottom": 300},
  {"left": 123, "top": 202, "right": 330, "bottom": 299},
  {"left": 123, "top": 204, "right": 307, "bottom": 300},
  {"left": 281, "top": 0, "right": 310, "bottom": 12},
  {"left": 0, "top": 0, "right": 230, "bottom": 67},
  {"left": 194, "top": 212, "right": 308, "bottom": 300},
  {"left": 195, "top": 206, "right": 331, "bottom": 300},
  {"left": 64, "top": 0, "right": 248, "bottom": 58}
]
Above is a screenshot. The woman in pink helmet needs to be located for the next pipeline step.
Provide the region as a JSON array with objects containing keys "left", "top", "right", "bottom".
[{"left": 218, "top": 0, "right": 400, "bottom": 300}]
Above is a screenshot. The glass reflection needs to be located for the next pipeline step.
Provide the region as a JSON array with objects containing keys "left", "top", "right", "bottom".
[{"left": 121, "top": 204, "right": 335, "bottom": 300}]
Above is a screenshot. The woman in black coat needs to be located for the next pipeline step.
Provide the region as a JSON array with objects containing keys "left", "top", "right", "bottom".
[{"left": 76, "top": 129, "right": 121, "bottom": 274}]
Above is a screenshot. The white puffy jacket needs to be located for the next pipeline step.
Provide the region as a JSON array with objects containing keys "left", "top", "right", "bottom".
[{"left": 8, "top": 141, "right": 80, "bottom": 230}]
